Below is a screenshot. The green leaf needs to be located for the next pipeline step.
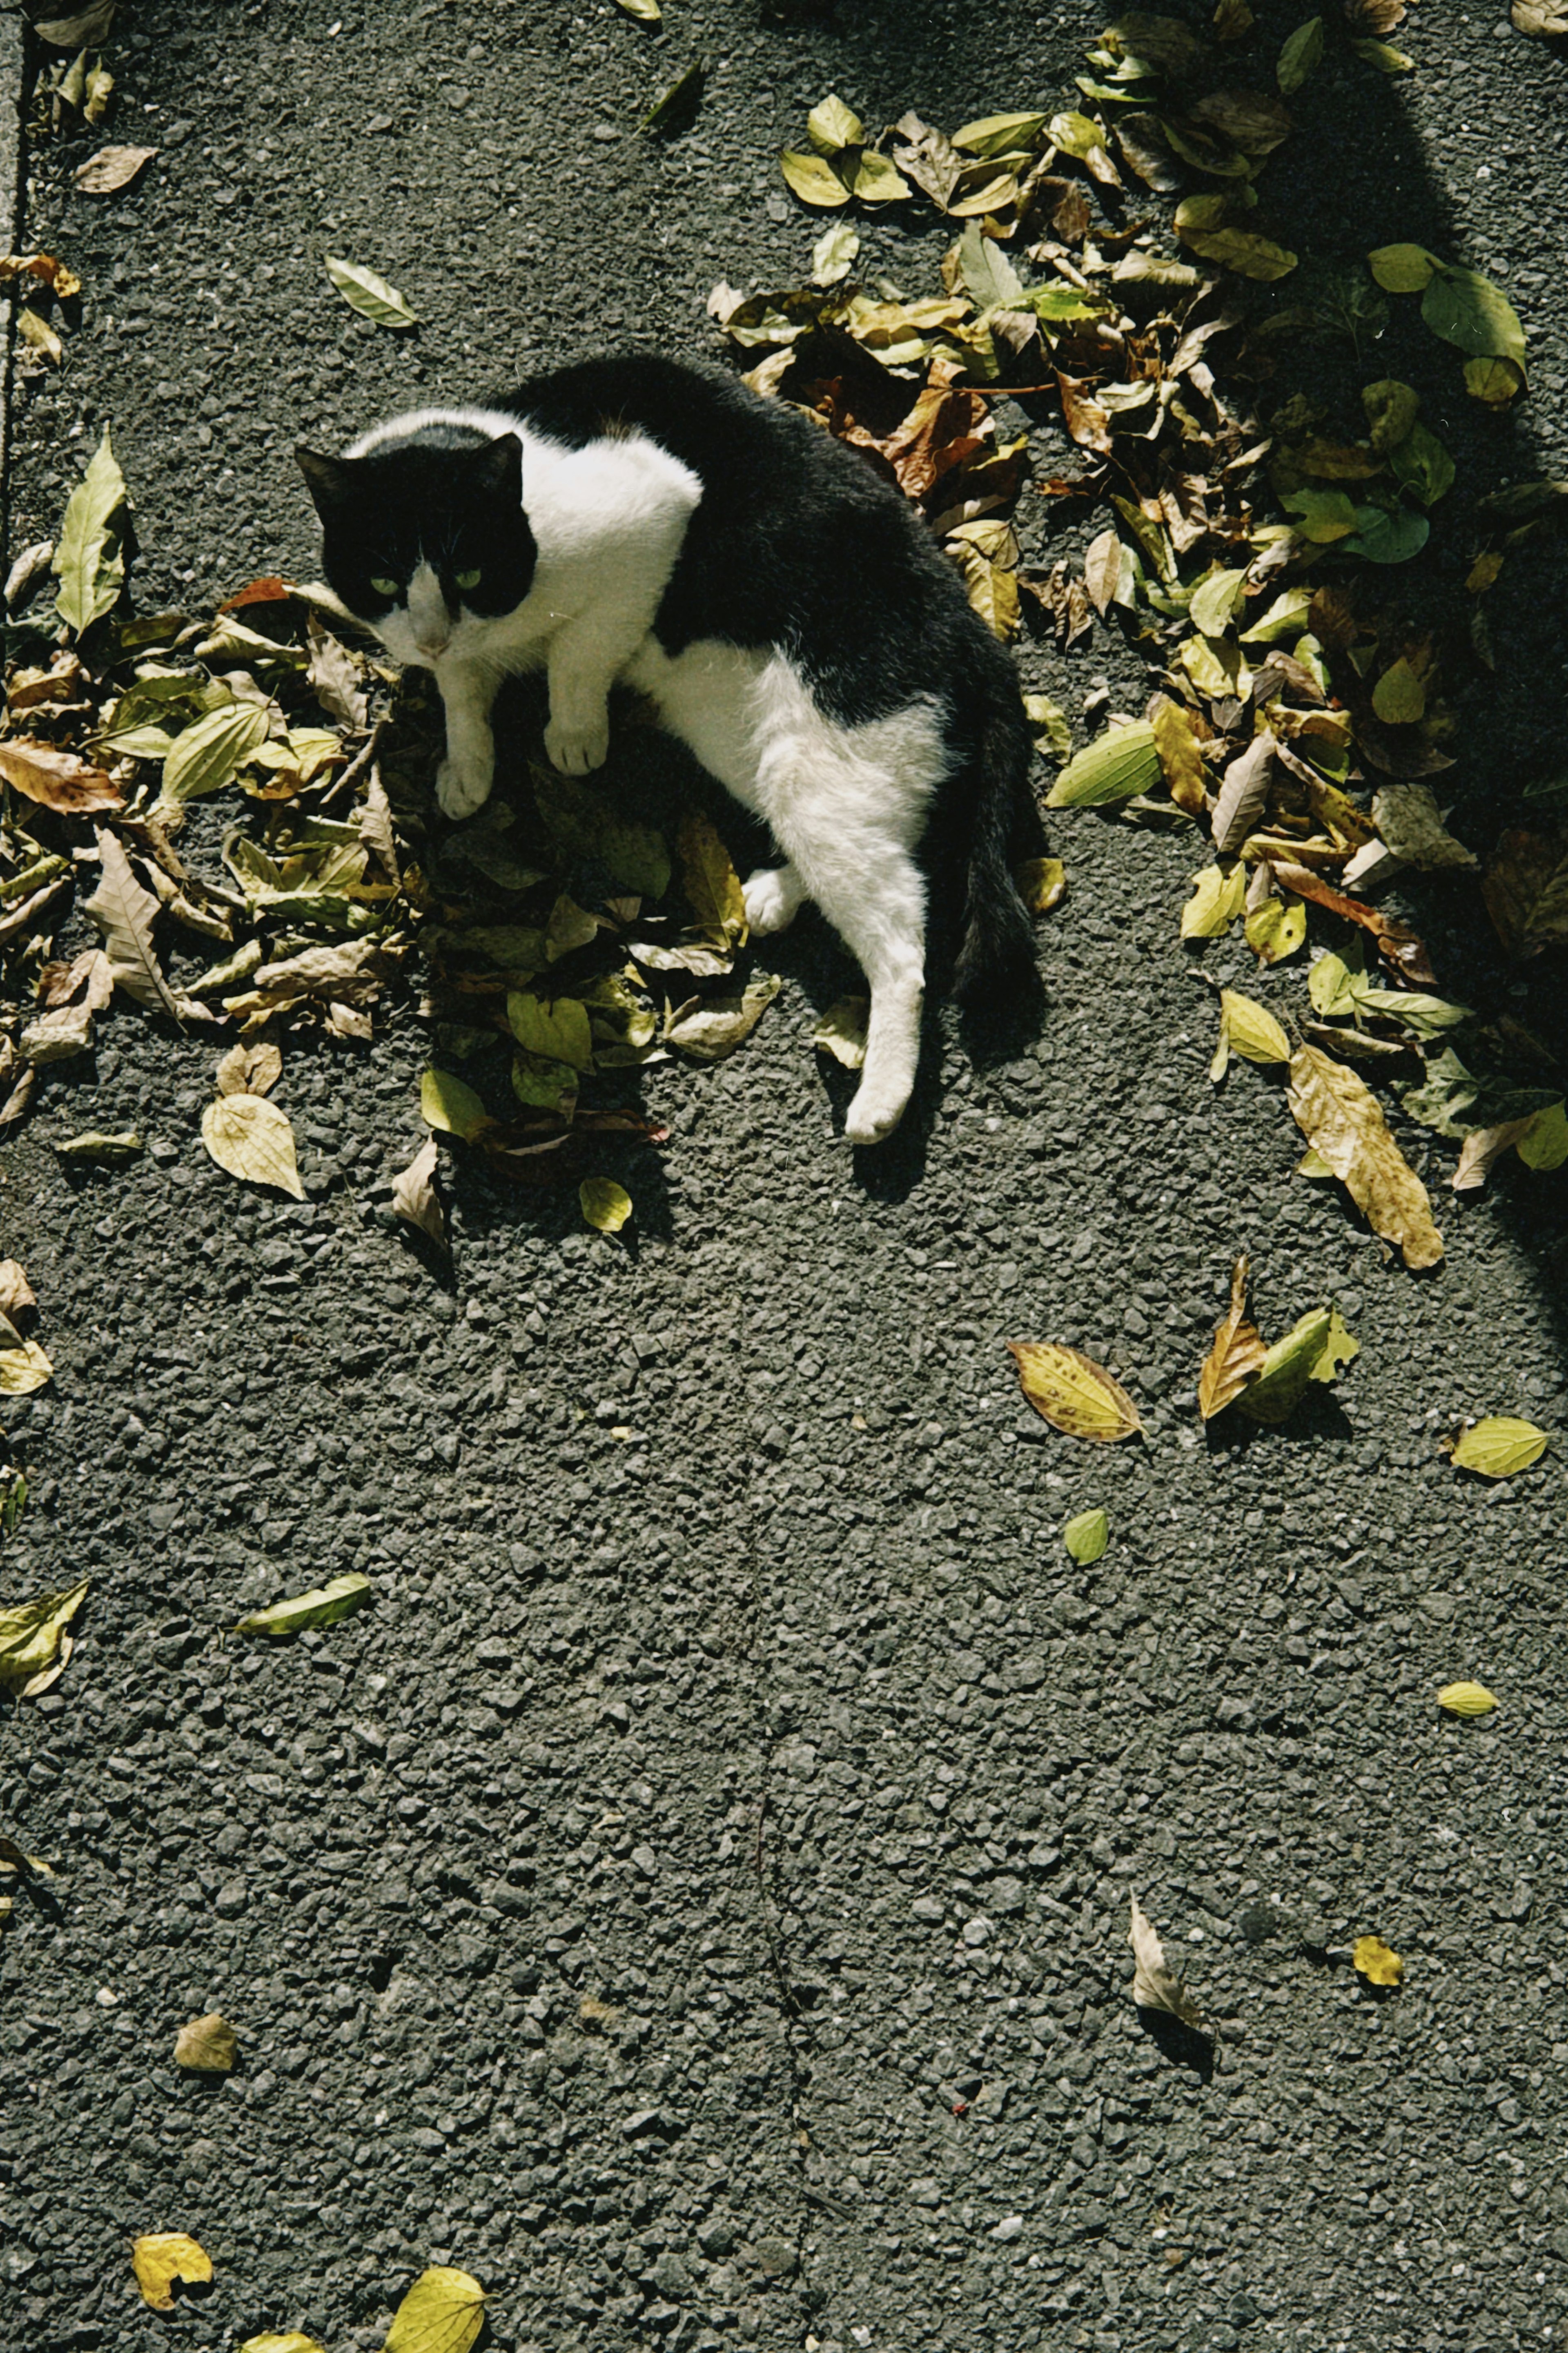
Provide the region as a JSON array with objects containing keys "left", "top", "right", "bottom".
[
  {"left": 1368, "top": 242, "right": 1438, "bottom": 292},
  {"left": 1063, "top": 1507, "right": 1109, "bottom": 1565},
  {"left": 781, "top": 149, "right": 851, "bottom": 207},
  {"left": 234, "top": 1572, "right": 373, "bottom": 1636},
  {"left": 642, "top": 60, "right": 704, "bottom": 131},
  {"left": 579, "top": 1177, "right": 633, "bottom": 1233},
  {"left": 1362, "top": 378, "right": 1421, "bottom": 453},
  {"left": 1388, "top": 420, "right": 1454, "bottom": 506},
  {"left": 1342, "top": 504, "right": 1429, "bottom": 564},
  {"left": 53, "top": 427, "right": 128, "bottom": 635},
  {"left": 1282, "top": 487, "right": 1359, "bottom": 543},
  {"left": 956, "top": 221, "right": 1024, "bottom": 311},
  {"left": 1239, "top": 587, "right": 1313, "bottom": 643},
  {"left": 1308, "top": 947, "right": 1365, "bottom": 1017},
  {"left": 1044, "top": 720, "right": 1160, "bottom": 808},
  {"left": 1421, "top": 265, "right": 1527, "bottom": 375},
  {"left": 324, "top": 253, "right": 418, "bottom": 328},
  {"left": 1518, "top": 1099, "right": 1568, "bottom": 1170},
  {"left": 952, "top": 110, "right": 1051, "bottom": 157},
  {"left": 510, "top": 1051, "right": 579, "bottom": 1114},
  {"left": 807, "top": 94, "right": 864, "bottom": 152},
  {"left": 1350, "top": 36, "right": 1413, "bottom": 70},
  {"left": 1276, "top": 16, "right": 1324, "bottom": 91},
  {"left": 419, "top": 1067, "right": 492, "bottom": 1141},
  {"left": 162, "top": 701, "right": 272, "bottom": 804},
  {"left": 1234, "top": 1306, "right": 1356, "bottom": 1424},
  {"left": 1178, "top": 228, "right": 1298, "bottom": 281},
  {"left": 1355, "top": 987, "right": 1471, "bottom": 1037},
  {"left": 1449, "top": 1417, "right": 1550, "bottom": 1478},
  {"left": 1187, "top": 568, "right": 1247, "bottom": 636},
  {"left": 532, "top": 768, "right": 670, "bottom": 899},
  {"left": 1371, "top": 658, "right": 1426, "bottom": 725},
  {"left": 506, "top": 990, "right": 595, "bottom": 1072}
]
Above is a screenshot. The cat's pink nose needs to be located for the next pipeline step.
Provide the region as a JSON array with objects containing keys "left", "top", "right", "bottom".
[{"left": 416, "top": 633, "right": 450, "bottom": 659}]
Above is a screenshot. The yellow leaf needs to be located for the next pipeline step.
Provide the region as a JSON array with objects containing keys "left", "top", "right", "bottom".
[
  {"left": 506, "top": 990, "right": 595, "bottom": 1072},
  {"left": 1150, "top": 695, "right": 1209, "bottom": 816},
  {"left": 1063, "top": 1507, "right": 1109, "bottom": 1564},
  {"left": 238, "top": 2337, "right": 329, "bottom": 2353},
  {"left": 812, "top": 996, "right": 868, "bottom": 1068},
  {"left": 174, "top": 2013, "right": 238, "bottom": 2071},
  {"left": 1245, "top": 891, "right": 1307, "bottom": 965},
  {"left": 0, "top": 1575, "right": 89, "bottom": 1695},
  {"left": 392, "top": 1138, "right": 447, "bottom": 1251},
  {"left": 1219, "top": 989, "right": 1291, "bottom": 1067},
  {"left": 1368, "top": 241, "right": 1438, "bottom": 293},
  {"left": 1519, "top": 1100, "right": 1568, "bottom": 1170},
  {"left": 579, "top": 1178, "right": 633, "bottom": 1234},
  {"left": 383, "top": 2264, "right": 488, "bottom": 2353},
  {"left": 1180, "top": 862, "right": 1247, "bottom": 939},
  {"left": 235, "top": 1572, "right": 374, "bottom": 1636},
  {"left": 781, "top": 149, "right": 852, "bottom": 207},
  {"left": 1197, "top": 1256, "right": 1267, "bottom": 1419},
  {"left": 1297, "top": 1146, "right": 1334, "bottom": 1178},
  {"left": 132, "top": 2232, "right": 213, "bottom": 2313},
  {"left": 0, "top": 1339, "right": 53, "bottom": 1395},
  {"left": 807, "top": 93, "right": 864, "bottom": 150},
  {"left": 1463, "top": 354, "right": 1523, "bottom": 406},
  {"left": 1371, "top": 657, "right": 1426, "bottom": 724},
  {"left": 1234, "top": 1306, "right": 1357, "bottom": 1425},
  {"left": 1437, "top": 1681, "right": 1499, "bottom": 1718},
  {"left": 1129, "top": 1895, "right": 1204, "bottom": 2027},
  {"left": 1016, "top": 857, "right": 1066, "bottom": 914},
  {"left": 1285, "top": 1045, "right": 1443, "bottom": 1269},
  {"left": 615, "top": 0, "right": 661, "bottom": 16},
  {"left": 1352, "top": 1934, "right": 1403, "bottom": 1988},
  {"left": 850, "top": 150, "right": 912, "bottom": 203},
  {"left": 1448, "top": 1417, "right": 1550, "bottom": 1477},
  {"left": 1008, "top": 1343, "right": 1143, "bottom": 1444},
  {"left": 1045, "top": 720, "right": 1160, "bottom": 808},
  {"left": 419, "top": 1067, "right": 492, "bottom": 1142},
  {"left": 1178, "top": 227, "right": 1297, "bottom": 279},
  {"left": 1177, "top": 633, "right": 1250, "bottom": 700},
  {"left": 200, "top": 1094, "right": 306, "bottom": 1200},
  {"left": 677, "top": 810, "right": 747, "bottom": 947}
]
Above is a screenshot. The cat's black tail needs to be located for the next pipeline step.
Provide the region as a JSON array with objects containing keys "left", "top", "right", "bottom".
[{"left": 950, "top": 640, "right": 1038, "bottom": 1009}]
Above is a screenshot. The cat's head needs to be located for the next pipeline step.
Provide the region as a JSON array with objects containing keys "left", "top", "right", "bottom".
[{"left": 294, "top": 432, "right": 536, "bottom": 661}]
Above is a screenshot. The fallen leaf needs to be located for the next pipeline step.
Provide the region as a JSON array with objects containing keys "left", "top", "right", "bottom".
[
  {"left": 580, "top": 1177, "right": 633, "bottom": 1233},
  {"left": 507, "top": 990, "right": 595, "bottom": 1072},
  {"left": 1514, "top": 0, "right": 1568, "bottom": 27},
  {"left": 201, "top": 1095, "right": 307, "bottom": 1200},
  {"left": 1368, "top": 241, "right": 1437, "bottom": 293},
  {"left": 1245, "top": 890, "right": 1307, "bottom": 965},
  {"left": 532, "top": 768, "right": 670, "bottom": 898},
  {"left": 216, "top": 1043, "right": 282, "bottom": 1099},
  {"left": 811, "top": 223, "right": 860, "bottom": 285},
  {"left": 1212, "top": 730, "right": 1277, "bottom": 854},
  {"left": 237, "top": 2337, "right": 328, "bottom": 2353},
  {"left": 75, "top": 144, "right": 156, "bottom": 194},
  {"left": 174, "top": 2014, "right": 238, "bottom": 2072},
  {"left": 16, "top": 306, "right": 63, "bottom": 366},
  {"left": 1197, "top": 1257, "right": 1267, "bottom": 1418},
  {"left": 0, "top": 1576, "right": 88, "bottom": 1696},
  {"left": 615, "top": 0, "right": 660, "bottom": 16},
  {"left": 666, "top": 971, "right": 782, "bottom": 1061},
  {"left": 1215, "top": 988, "right": 1291, "bottom": 1072},
  {"left": 0, "top": 1262, "right": 37, "bottom": 1318},
  {"left": 1371, "top": 657, "right": 1425, "bottom": 725},
  {"left": 392, "top": 1136, "right": 447, "bottom": 1250},
  {"left": 307, "top": 613, "right": 369, "bottom": 728},
  {"left": 419, "top": 1067, "right": 492, "bottom": 1141},
  {"left": 1451, "top": 1119, "right": 1535, "bottom": 1193},
  {"left": 1234, "top": 1305, "right": 1357, "bottom": 1424},
  {"left": 1180, "top": 862, "right": 1247, "bottom": 938},
  {"left": 677, "top": 810, "right": 747, "bottom": 947},
  {"left": 1464, "top": 355, "right": 1525, "bottom": 406},
  {"left": 1352, "top": 1934, "right": 1402, "bottom": 1988},
  {"left": 1023, "top": 693, "right": 1073, "bottom": 761},
  {"left": 0, "top": 1341, "right": 54, "bottom": 1396},
  {"left": 325, "top": 253, "right": 418, "bottom": 328},
  {"left": 642, "top": 60, "right": 704, "bottom": 133},
  {"left": 55, "top": 1129, "right": 143, "bottom": 1164},
  {"left": 1481, "top": 827, "right": 1568, "bottom": 957},
  {"left": 1129, "top": 1895, "right": 1203, "bottom": 2027},
  {"left": 1421, "top": 264, "right": 1527, "bottom": 376},
  {"left": 1437, "top": 1681, "right": 1499, "bottom": 1718},
  {"left": 1045, "top": 720, "right": 1160, "bottom": 808},
  {"left": 1371, "top": 783, "right": 1476, "bottom": 871},
  {"left": 1178, "top": 227, "right": 1297, "bottom": 280},
  {"left": 1016, "top": 858, "right": 1067, "bottom": 914},
  {"left": 35, "top": 0, "right": 116, "bottom": 42},
  {"left": 1008, "top": 1342, "right": 1143, "bottom": 1444},
  {"left": 84, "top": 829, "right": 179, "bottom": 1014},
  {"left": 53, "top": 426, "right": 127, "bottom": 635},
  {"left": 163, "top": 700, "right": 272, "bottom": 804},
  {"left": 1270, "top": 859, "right": 1435, "bottom": 983},
  {"left": 1287, "top": 1045, "right": 1443, "bottom": 1268},
  {"left": 1447, "top": 1417, "right": 1549, "bottom": 1477},
  {"left": 234, "top": 1572, "right": 374, "bottom": 1636},
  {"left": 813, "top": 996, "right": 868, "bottom": 1067},
  {"left": 782, "top": 149, "right": 850, "bottom": 207},
  {"left": 383, "top": 2264, "right": 487, "bottom": 2353},
  {"left": 132, "top": 2233, "right": 212, "bottom": 2312},
  {"left": 0, "top": 737, "right": 122, "bottom": 815},
  {"left": 1082, "top": 529, "right": 1124, "bottom": 617},
  {"left": 1063, "top": 1507, "right": 1109, "bottom": 1564}
]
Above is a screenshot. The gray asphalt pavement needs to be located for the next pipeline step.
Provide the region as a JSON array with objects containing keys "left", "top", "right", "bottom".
[{"left": 4, "top": 4, "right": 1568, "bottom": 2351}]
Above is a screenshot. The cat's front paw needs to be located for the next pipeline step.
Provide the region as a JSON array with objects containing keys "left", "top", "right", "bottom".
[
  {"left": 437, "top": 749, "right": 494, "bottom": 819},
  {"left": 545, "top": 712, "right": 610, "bottom": 775},
  {"left": 843, "top": 1072, "right": 912, "bottom": 1148},
  {"left": 743, "top": 864, "right": 804, "bottom": 936}
]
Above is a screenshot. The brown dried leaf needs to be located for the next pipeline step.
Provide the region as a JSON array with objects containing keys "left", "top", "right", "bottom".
[
  {"left": 307, "top": 613, "right": 368, "bottom": 729},
  {"left": 1197, "top": 1255, "right": 1267, "bottom": 1418},
  {"left": 0, "top": 736, "right": 122, "bottom": 814},
  {"left": 174, "top": 2013, "right": 238, "bottom": 2072},
  {"left": 85, "top": 829, "right": 179, "bottom": 1014},
  {"left": 391, "top": 1135, "right": 448, "bottom": 1249},
  {"left": 1286, "top": 1045, "right": 1444, "bottom": 1269},
  {"left": 1082, "top": 528, "right": 1123, "bottom": 617},
  {"left": 1211, "top": 729, "right": 1277, "bottom": 855},
  {"left": 0, "top": 1261, "right": 37, "bottom": 1319},
  {"left": 1481, "top": 827, "right": 1568, "bottom": 958},
  {"left": 1129, "top": 1894, "right": 1204, "bottom": 2028},
  {"left": 1270, "top": 859, "right": 1436, "bottom": 984},
  {"left": 75, "top": 144, "right": 156, "bottom": 194}
]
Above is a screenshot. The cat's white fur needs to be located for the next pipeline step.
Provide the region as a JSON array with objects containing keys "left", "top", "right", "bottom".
[{"left": 350, "top": 406, "right": 944, "bottom": 1144}]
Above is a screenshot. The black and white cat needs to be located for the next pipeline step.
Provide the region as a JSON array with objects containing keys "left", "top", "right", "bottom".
[{"left": 296, "top": 354, "right": 1035, "bottom": 1145}]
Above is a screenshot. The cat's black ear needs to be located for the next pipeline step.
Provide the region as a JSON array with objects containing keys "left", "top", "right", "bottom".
[
  {"left": 295, "top": 446, "right": 355, "bottom": 513},
  {"left": 472, "top": 432, "right": 523, "bottom": 500}
]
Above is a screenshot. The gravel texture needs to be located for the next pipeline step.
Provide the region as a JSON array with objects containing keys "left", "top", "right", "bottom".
[{"left": 4, "top": 5, "right": 1568, "bottom": 2351}]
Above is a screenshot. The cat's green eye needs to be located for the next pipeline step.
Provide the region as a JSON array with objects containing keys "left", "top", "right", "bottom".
[
  {"left": 454, "top": 567, "right": 482, "bottom": 592},
  {"left": 369, "top": 575, "right": 398, "bottom": 597}
]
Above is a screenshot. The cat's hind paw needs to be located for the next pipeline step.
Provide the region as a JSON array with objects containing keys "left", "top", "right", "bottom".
[
  {"left": 743, "top": 863, "right": 806, "bottom": 936},
  {"left": 843, "top": 1072, "right": 912, "bottom": 1148},
  {"left": 437, "top": 751, "right": 495, "bottom": 819},
  {"left": 545, "top": 712, "right": 610, "bottom": 775}
]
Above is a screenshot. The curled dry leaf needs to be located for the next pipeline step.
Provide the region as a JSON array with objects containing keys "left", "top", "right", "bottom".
[
  {"left": 1437, "top": 1681, "right": 1499, "bottom": 1718},
  {"left": 1286, "top": 1045, "right": 1443, "bottom": 1269},
  {"left": 579, "top": 1177, "right": 633, "bottom": 1233},
  {"left": 216, "top": 1043, "right": 282, "bottom": 1099},
  {"left": 0, "top": 737, "right": 122, "bottom": 814},
  {"left": 1197, "top": 1256, "right": 1267, "bottom": 1419},
  {"left": 813, "top": 996, "right": 869, "bottom": 1067},
  {"left": 76, "top": 144, "right": 157, "bottom": 194},
  {"left": 234, "top": 1572, "right": 373, "bottom": 1637},
  {"left": 132, "top": 2233, "right": 212, "bottom": 2312},
  {"left": 55, "top": 1129, "right": 142, "bottom": 1163},
  {"left": 0, "top": 1339, "right": 54, "bottom": 1396},
  {"left": 201, "top": 1095, "right": 307, "bottom": 1200},
  {"left": 0, "top": 1576, "right": 89, "bottom": 1696},
  {"left": 1008, "top": 1343, "right": 1143, "bottom": 1444},
  {"left": 174, "top": 2013, "right": 238, "bottom": 2072},
  {"left": 1352, "top": 1934, "right": 1403, "bottom": 1988},
  {"left": 34, "top": 0, "right": 116, "bottom": 42},
  {"left": 1211, "top": 730, "right": 1277, "bottom": 855},
  {"left": 1234, "top": 1305, "right": 1357, "bottom": 1425},
  {"left": 1446, "top": 1417, "right": 1549, "bottom": 1477},
  {"left": 392, "top": 1136, "right": 447, "bottom": 1250},
  {"left": 0, "top": 1261, "right": 37, "bottom": 1318},
  {"left": 1129, "top": 1895, "right": 1203, "bottom": 2028},
  {"left": 85, "top": 829, "right": 178, "bottom": 1015},
  {"left": 383, "top": 2264, "right": 488, "bottom": 2353},
  {"left": 666, "top": 971, "right": 782, "bottom": 1061}
]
